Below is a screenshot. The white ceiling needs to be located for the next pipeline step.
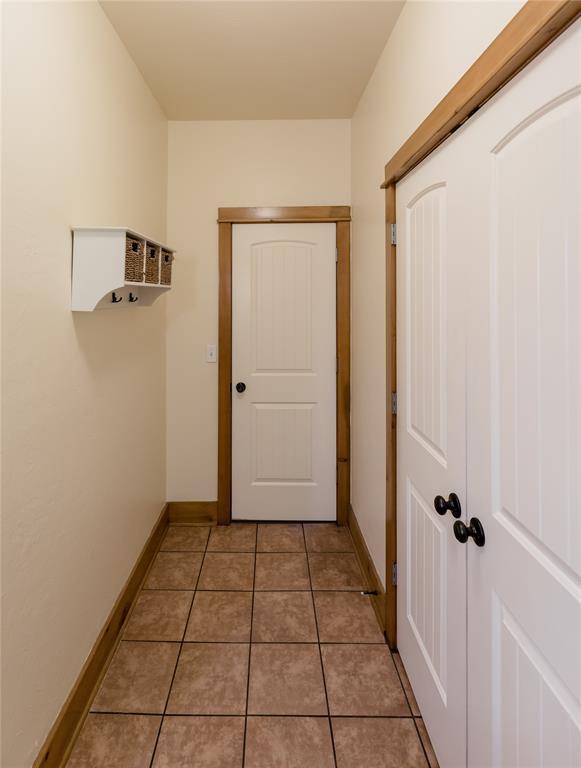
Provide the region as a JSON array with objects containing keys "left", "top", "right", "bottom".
[{"left": 100, "top": 1, "right": 404, "bottom": 119}]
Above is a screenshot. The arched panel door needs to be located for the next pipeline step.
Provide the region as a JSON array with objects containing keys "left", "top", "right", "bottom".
[{"left": 465, "top": 20, "right": 581, "bottom": 768}]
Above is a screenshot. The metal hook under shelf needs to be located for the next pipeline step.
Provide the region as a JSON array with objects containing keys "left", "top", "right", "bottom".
[
  {"left": 128, "top": 292, "right": 139, "bottom": 303},
  {"left": 111, "top": 292, "right": 123, "bottom": 303}
]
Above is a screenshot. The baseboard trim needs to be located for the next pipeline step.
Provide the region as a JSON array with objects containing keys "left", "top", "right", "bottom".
[
  {"left": 167, "top": 500, "right": 218, "bottom": 526},
  {"left": 348, "top": 504, "right": 387, "bottom": 639},
  {"left": 33, "top": 503, "right": 170, "bottom": 768}
]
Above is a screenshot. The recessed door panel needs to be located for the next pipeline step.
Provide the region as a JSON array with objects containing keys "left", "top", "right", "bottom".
[{"left": 407, "top": 185, "right": 447, "bottom": 465}]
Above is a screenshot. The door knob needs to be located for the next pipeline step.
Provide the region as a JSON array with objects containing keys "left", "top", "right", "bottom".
[
  {"left": 235, "top": 382, "right": 246, "bottom": 393},
  {"left": 453, "top": 517, "right": 485, "bottom": 547},
  {"left": 433, "top": 493, "right": 462, "bottom": 518}
]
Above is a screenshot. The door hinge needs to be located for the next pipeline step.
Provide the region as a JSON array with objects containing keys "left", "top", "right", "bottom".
[
  {"left": 335, "top": 246, "right": 339, "bottom": 263},
  {"left": 391, "top": 562, "right": 398, "bottom": 587},
  {"left": 391, "top": 391, "right": 397, "bottom": 415},
  {"left": 389, "top": 223, "right": 397, "bottom": 246}
]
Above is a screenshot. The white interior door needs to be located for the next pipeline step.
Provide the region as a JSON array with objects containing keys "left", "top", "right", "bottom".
[
  {"left": 232, "top": 222, "right": 336, "bottom": 521},
  {"left": 396, "top": 139, "right": 468, "bottom": 768},
  {"left": 465, "top": 21, "right": 581, "bottom": 768}
]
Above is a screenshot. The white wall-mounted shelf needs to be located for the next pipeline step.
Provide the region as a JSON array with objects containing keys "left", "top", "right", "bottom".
[{"left": 71, "top": 227, "right": 175, "bottom": 311}]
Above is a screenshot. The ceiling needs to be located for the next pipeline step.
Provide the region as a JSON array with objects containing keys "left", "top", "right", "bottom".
[{"left": 100, "top": 1, "right": 404, "bottom": 120}]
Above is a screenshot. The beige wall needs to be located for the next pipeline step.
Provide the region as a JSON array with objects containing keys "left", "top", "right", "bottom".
[
  {"left": 350, "top": 0, "right": 525, "bottom": 584},
  {"left": 1, "top": 3, "right": 168, "bottom": 766},
  {"left": 166, "top": 120, "right": 350, "bottom": 500}
]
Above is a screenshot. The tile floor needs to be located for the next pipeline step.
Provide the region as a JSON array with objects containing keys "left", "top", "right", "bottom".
[{"left": 67, "top": 522, "right": 439, "bottom": 768}]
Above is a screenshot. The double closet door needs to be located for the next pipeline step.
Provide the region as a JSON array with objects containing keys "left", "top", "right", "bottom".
[{"left": 397, "top": 20, "right": 580, "bottom": 768}]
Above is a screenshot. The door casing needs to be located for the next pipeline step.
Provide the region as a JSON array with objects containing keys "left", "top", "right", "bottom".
[
  {"left": 217, "top": 206, "right": 351, "bottom": 526},
  {"left": 382, "top": 0, "right": 580, "bottom": 650}
]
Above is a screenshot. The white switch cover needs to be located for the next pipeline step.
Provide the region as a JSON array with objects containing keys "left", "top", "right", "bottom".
[{"left": 206, "top": 344, "right": 217, "bottom": 363}]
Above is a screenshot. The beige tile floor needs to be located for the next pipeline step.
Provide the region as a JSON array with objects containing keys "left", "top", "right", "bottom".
[{"left": 67, "top": 522, "right": 439, "bottom": 768}]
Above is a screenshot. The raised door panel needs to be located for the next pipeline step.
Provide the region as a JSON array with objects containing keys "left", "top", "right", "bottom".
[
  {"left": 252, "top": 242, "right": 313, "bottom": 373},
  {"left": 407, "top": 481, "right": 447, "bottom": 702},
  {"left": 493, "top": 91, "right": 580, "bottom": 577},
  {"left": 407, "top": 185, "right": 447, "bottom": 466}
]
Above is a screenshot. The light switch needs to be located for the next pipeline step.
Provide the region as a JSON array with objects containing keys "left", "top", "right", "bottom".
[{"left": 206, "top": 344, "right": 217, "bottom": 363}]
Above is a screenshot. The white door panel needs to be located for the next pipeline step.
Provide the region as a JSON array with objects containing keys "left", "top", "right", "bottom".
[
  {"left": 465, "top": 20, "right": 581, "bottom": 768},
  {"left": 232, "top": 223, "right": 336, "bottom": 521},
  {"left": 397, "top": 148, "right": 468, "bottom": 768}
]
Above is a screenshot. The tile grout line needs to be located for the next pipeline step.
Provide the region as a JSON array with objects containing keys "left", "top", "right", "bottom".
[
  {"left": 146, "top": 528, "right": 211, "bottom": 767},
  {"left": 302, "top": 523, "right": 339, "bottom": 768},
  {"left": 117, "top": 638, "right": 389, "bottom": 645},
  {"left": 84, "top": 524, "right": 422, "bottom": 765},
  {"left": 88, "top": 711, "right": 420, "bottom": 719},
  {"left": 241, "top": 524, "right": 258, "bottom": 768}
]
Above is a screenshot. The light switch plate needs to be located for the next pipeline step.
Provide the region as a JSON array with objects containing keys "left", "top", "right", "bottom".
[{"left": 206, "top": 344, "right": 217, "bottom": 363}]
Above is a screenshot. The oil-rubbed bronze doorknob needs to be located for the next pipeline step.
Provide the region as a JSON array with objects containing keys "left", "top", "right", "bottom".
[
  {"left": 433, "top": 493, "right": 462, "bottom": 519},
  {"left": 453, "top": 517, "right": 485, "bottom": 547},
  {"left": 235, "top": 382, "right": 246, "bottom": 393}
]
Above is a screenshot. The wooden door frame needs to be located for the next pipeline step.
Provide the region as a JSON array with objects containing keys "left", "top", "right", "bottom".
[
  {"left": 383, "top": 0, "right": 580, "bottom": 649},
  {"left": 217, "top": 206, "right": 351, "bottom": 526}
]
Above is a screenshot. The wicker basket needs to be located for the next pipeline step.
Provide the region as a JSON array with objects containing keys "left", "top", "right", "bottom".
[
  {"left": 160, "top": 249, "right": 173, "bottom": 285},
  {"left": 125, "top": 236, "right": 145, "bottom": 282},
  {"left": 145, "top": 242, "right": 160, "bottom": 283}
]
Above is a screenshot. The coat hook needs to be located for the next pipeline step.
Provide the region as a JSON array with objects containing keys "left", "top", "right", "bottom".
[
  {"left": 128, "top": 292, "right": 139, "bottom": 303},
  {"left": 111, "top": 291, "right": 123, "bottom": 303}
]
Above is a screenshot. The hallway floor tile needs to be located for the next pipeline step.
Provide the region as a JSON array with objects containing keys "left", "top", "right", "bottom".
[
  {"left": 251, "top": 590, "right": 317, "bottom": 642},
  {"left": 67, "top": 522, "right": 439, "bottom": 767},
  {"left": 254, "top": 552, "right": 310, "bottom": 590}
]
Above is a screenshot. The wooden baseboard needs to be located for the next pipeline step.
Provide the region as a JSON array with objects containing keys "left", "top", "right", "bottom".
[
  {"left": 33, "top": 504, "right": 170, "bottom": 768},
  {"left": 167, "top": 500, "right": 218, "bottom": 526},
  {"left": 348, "top": 504, "right": 387, "bottom": 640}
]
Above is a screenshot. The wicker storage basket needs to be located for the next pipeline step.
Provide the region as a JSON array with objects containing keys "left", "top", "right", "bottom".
[
  {"left": 160, "top": 249, "right": 173, "bottom": 285},
  {"left": 125, "top": 235, "right": 145, "bottom": 282},
  {"left": 145, "top": 242, "right": 160, "bottom": 283}
]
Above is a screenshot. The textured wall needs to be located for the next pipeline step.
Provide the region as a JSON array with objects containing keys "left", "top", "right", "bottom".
[
  {"left": 350, "top": 0, "right": 526, "bottom": 583},
  {"left": 1, "top": 3, "right": 168, "bottom": 764},
  {"left": 166, "top": 119, "right": 350, "bottom": 501}
]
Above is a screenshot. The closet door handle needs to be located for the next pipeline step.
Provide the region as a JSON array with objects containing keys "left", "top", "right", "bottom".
[
  {"left": 453, "top": 517, "right": 485, "bottom": 547},
  {"left": 433, "top": 493, "right": 462, "bottom": 519},
  {"left": 235, "top": 382, "right": 246, "bottom": 394}
]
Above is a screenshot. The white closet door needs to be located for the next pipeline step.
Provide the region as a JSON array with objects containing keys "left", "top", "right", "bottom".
[
  {"left": 466, "top": 21, "right": 581, "bottom": 768},
  {"left": 397, "top": 138, "right": 468, "bottom": 767},
  {"left": 232, "top": 223, "right": 336, "bottom": 521}
]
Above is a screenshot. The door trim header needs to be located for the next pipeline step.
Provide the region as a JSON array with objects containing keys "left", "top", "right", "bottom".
[
  {"left": 218, "top": 206, "right": 351, "bottom": 223},
  {"left": 381, "top": 0, "right": 580, "bottom": 187}
]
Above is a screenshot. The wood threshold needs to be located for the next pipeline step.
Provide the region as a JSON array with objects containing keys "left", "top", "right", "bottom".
[
  {"left": 382, "top": 0, "right": 580, "bottom": 186},
  {"left": 218, "top": 207, "right": 351, "bottom": 525},
  {"left": 218, "top": 206, "right": 351, "bottom": 223},
  {"left": 33, "top": 504, "right": 169, "bottom": 768},
  {"left": 348, "top": 505, "right": 387, "bottom": 634},
  {"left": 383, "top": 0, "right": 579, "bottom": 650}
]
